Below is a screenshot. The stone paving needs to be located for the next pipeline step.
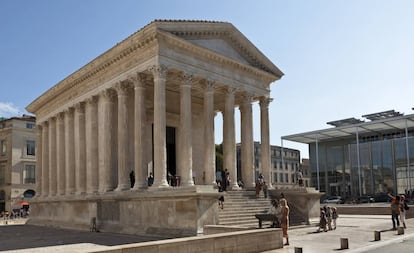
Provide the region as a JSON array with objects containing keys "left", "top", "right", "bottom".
[{"left": 1, "top": 215, "right": 414, "bottom": 252}]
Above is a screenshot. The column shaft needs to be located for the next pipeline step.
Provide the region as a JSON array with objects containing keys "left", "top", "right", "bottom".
[
  {"left": 35, "top": 125, "right": 42, "bottom": 197},
  {"left": 223, "top": 88, "right": 239, "bottom": 190},
  {"left": 65, "top": 108, "right": 75, "bottom": 194},
  {"left": 74, "top": 103, "right": 86, "bottom": 194},
  {"left": 150, "top": 65, "right": 169, "bottom": 187},
  {"left": 98, "top": 89, "right": 115, "bottom": 192},
  {"left": 179, "top": 73, "right": 194, "bottom": 186},
  {"left": 41, "top": 123, "right": 48, "bottom": 196},
  {"left": 260, "top": 97, "right": 272, "bottom": 188},
  {"left": 85, "top": 97, "right": 99, "bottom": 193},
  {"left": 203, "top": 80, "right": 215, "bottom": 185},
  {"left": 115, "top": 82, "right": 131, "bottom": 191},
  {"left": 241, "top": 95, "right": 255, "bottom": 188},
  {"left": 132, "top": 74, "right": 147, "bottom": 189},
  {"left": 49, "top": 117, "right": 57, "bottom": 196},
  {"left": 56, "top": 113, "right": 66, "bottom": 195}
]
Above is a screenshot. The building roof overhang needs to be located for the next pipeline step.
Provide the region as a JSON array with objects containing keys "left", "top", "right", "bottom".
[{"left": 282, "top": 113, "right": 414, "bottom": 144}]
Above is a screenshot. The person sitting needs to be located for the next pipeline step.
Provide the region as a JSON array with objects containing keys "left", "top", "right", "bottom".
[{"left": 267, "top": 199, "right": 281, "bottom": 227}]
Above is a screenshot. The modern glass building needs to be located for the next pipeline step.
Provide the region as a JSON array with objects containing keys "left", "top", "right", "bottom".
[{"left": 282, "top": 110, "right": 414, "bottom": 198}]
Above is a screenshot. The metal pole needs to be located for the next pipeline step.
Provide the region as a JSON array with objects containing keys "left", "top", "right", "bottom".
[
  {"left": 356, "top": 127, "right": 362, "bottom": 196},
  {"left": 316, "top": 137, "right": 320, "bottom": 191},
  {"left": 405, "top": 119, "right": 411, "bottom": 192}
]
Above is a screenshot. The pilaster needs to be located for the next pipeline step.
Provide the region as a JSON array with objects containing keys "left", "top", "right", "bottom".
[{"left": 74, "top": 102, "right": 86, "bottom": 194}]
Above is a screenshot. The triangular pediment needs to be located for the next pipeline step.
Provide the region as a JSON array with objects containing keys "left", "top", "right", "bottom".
[{"left": 151, "top": 20, "right": 284, "bottom": 78}]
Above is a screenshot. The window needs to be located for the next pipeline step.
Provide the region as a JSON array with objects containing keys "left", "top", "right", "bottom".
[
  {"left": 26, "top": 123, "right": 35, "bottom": 129},
  {"left": 279, "top": 173, "right": 284, "bottom": 183},
  {"left": 0, "top": 140, "right": 6, "bottom": 156},
  {"left": 285, "top": 173, "right": 289, "bottom": 183},
  {"left": 24, "top": 164, "right": 36, "bottom": 184},
  {"left": 26, "top": 140, "right": 35, "bottom": 156},
  {"left": 0, "top": 163, "right": 5, "bottom": 185}
]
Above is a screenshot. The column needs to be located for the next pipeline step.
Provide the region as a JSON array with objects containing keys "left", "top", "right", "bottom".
[
  {"left": 240, "top": 93, "right": 255, "bottom": 188},
  {"left": 56, "top": 113, "right": 66, "bottom": 195},
  {"left": 179, "top": 73, "right": 194, "bottom": 186},
  {"left": 74, "top": 102, "right": 86, "bottom": 194},
  {"left": 49, "top": 117, "right": 57, "bottom": 196},
  {"left": 260, "top": 97, "right": 273, "bottom": 188},
  {"left": 203, "top": 79, "right": 216, "bottom": 185},
  {"left": 132, "top": 73, "right": 147, "bottom": 189},
  {"left": 98, "top": 89, "right": 116, "bottom": 192},
  {"left": 41, "top": 121, "right": 49, "bottom": 197},
  {"left": 223, "top": 87, "right": 239, "bottom": 190},
  {"left": 85, "top": 96, "right": 99, "bottom": 193},
  {"left": 115, "top": 81, "right": 132, "bottom": 191},
  {"left": 149, "top": 65, "right": 169, "bottom": 188},
  {"left": 65, "top": 108, "right": 75, "bottom": 195},
  {"left": 35, "top": 125, "right": 42, "bottom": 197}
]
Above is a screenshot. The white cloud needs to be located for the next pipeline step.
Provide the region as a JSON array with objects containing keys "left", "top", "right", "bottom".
[{"left": 0, "top": 102, "right": 20, "bottom": 118}]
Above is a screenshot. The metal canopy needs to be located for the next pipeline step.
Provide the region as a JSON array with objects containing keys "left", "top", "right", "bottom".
[{"left": 282, "top": 113, "right": 414, "bottom": 144}]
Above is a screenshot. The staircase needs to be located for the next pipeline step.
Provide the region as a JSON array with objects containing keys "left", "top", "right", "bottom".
[{"left": 217, "top": 190, "right": 307, "bottom": 228}]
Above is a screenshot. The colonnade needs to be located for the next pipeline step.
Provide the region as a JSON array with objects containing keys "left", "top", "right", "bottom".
[{"left": 35, "top": 65, "right": 272, "bottom": 197}]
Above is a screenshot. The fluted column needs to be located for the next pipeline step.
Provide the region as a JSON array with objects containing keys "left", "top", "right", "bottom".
[
  {"left": 65, "top": 108, "right": 75, "bottom": 195},
  {"left": 74, "top": 102, "right": 86, "bottom": 194},
  {"left": 240, "top": 93, "right": 255, "bottom": 188},
  {"left": 56, "top": 113, "right": 66, "bottom": 195},
  {"left": 98, "top": 89, "right": 116, "bottom": 192},
  {"left": 35, "top": 125, "right": 42, "bottom": 197},
  {"left": 149, "top": 65, "right": 169, "bottom": 188},
  {"left": 132, "top": 73, "right": 147, "bottom": 189},
  {"left": 41, "top": 122, "right": 49, "bottom": 196},
  {"left": 85, "top": 96, "right": 99, "bottom": 194},
  {"left": 260, "top": 97, "right": 273, "bottom": 188},
  {"left": 115, "top": 81, "right": 132, "bottom": 191},
  {"left": 179, "top": 73, "right": 194, "bottom": 187},
  {"left": 49, "top": 117, "right": 57, "bottom": 196},
  {"left": 203, "top": 79, "right": 216, "bottom": 185},
  {"left": 223, "top": 87, "right": 239, "bottom": 190}
]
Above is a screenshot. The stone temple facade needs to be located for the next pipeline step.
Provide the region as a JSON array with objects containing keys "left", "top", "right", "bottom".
[{"left": 26, "top": 20, "right": 283, "bottom": 236}]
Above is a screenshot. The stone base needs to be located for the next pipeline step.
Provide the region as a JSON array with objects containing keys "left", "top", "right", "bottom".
[{"left": 28, "top": 186, "right": 219, "bottom": 237}]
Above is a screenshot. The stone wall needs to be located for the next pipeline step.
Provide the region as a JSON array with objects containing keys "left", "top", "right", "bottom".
[{"left": 28, "top": 186, "right": 220, "bottom": 237}]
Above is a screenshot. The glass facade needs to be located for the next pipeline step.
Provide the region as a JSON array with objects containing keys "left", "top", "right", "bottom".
[{"left": 310, "top": 136, "right": 414, "bottom": 198}]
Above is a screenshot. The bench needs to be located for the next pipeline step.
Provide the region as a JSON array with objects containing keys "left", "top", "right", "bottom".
[{"left": 255, "top": 213, "right": 280, "bottom": 228}]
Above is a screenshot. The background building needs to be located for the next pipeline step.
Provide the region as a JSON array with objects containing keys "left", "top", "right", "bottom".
[
  {"left": 237, "top": 142, "right": 302, "bottom": 188},
  {"left": 283, "top": 110, "right": 414, "bottom": 199},
  {"left": 0, "top": 115, "right": 36, "bottom": 212}
]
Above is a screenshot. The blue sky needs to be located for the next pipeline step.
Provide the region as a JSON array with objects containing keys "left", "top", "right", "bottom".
[{"left": 1, "top": 0, "right": 414, "bottom": 158}]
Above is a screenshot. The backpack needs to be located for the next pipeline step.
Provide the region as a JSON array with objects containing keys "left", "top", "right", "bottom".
[{"left": 404, "top": 202, "right": 410, "bottom": 211}]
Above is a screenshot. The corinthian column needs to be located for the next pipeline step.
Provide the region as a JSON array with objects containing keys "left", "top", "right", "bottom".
[
  {"left": 41, "top": 122, "right": 49, "bottom": 197},
  {"left": 98, "top": 89, "right": 116, "bottom": 192},
  {"left": 85, "top": 96, "right": 99, "bottom": 194},
  {"left": 56, "top": 113, "right": 66, "bottom": 195},
  {"left": 203, "top": 79, "right": 216, "bottom": 185},
  {"left": 132, "top": 73, "right": 147, "bottom": 189},
  {"left": 115, "top": 81, "right": 132, "bottom": 191},
  {"left": 36, "top": 125, "right": 42, "bottom": 197},
  {"left": 49, "top": 117, "right": 57, "bottom": 196},
  {"left": 223, "top": 87, "right": 239, "bottom": 190},
  {"left": 240, "top": 93, "right": 255, "bottom": 188},
  {"left": 65, "top": 108, "right": 75, "bottom": 195},
  {"left": 179, "top": 73, "right": 194, "bottom": 187},
  {"left": 74, "top": 102, "right": 86, "bottom": 194},
  {"left": 149, "top": 65, "right": 169, "bottom": 188},
  {"left": 260, "top": 97, "right": 273, "bottom": 188}
]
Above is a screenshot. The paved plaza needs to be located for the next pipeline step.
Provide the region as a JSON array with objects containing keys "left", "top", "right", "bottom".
[{"left": 1, "top": 215, "right": 414, "bottom": 252}]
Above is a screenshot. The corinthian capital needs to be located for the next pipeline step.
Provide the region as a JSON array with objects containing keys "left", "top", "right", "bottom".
[
  {"left": 259, "top": 96, "right": 273, "bottom": 108},
  {"left": 130, "top": 72, "right": 147, "bottom": 88},
  {"left": 148, "top": 64, "right": 168, "bottom": 79},
  {"left": 114, "top": 81, "right": 132, "bottom": 96}
]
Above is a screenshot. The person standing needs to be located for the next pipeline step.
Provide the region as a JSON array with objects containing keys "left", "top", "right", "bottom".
[
  {"left": 279, "top": 198, "right": 290, "bottom": 246},
  {"left": 388, "top": 193, "right": 401, "bottom": 230},
  {"left": 400, "top": 194, "right": 409, "bottom": 229},
  {"left": 332, "top": 207, "right": 338, "bottom": 230}
]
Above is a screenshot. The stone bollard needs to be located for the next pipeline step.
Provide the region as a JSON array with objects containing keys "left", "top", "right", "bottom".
[
  {"left": 340, "top": 238, "right": 349, "bottom": 249},
  {"left": 397, "top": 227, "right": 404, "bottom": 235},
  {"left": 374, "top": 231, "right": 381, "bottom": 241},
  {"left": 294, "top": 247, "right": 303, "bottom": 253}
]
